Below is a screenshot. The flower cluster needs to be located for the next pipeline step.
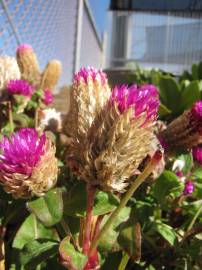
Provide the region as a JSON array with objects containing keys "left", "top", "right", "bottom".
[
  {"left": 64, "top": 67, "right": 160, "bottom": 192},
  {"left": 0, "top": 128, "right": 58, "bottom": 198}
]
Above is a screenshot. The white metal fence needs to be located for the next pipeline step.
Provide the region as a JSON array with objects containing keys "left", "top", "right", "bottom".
[{"left": 108, "top": 10, "right": 202, "bottom": 74}]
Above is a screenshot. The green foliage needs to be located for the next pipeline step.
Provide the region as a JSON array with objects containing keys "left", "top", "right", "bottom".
[
  {"left": 98, "top": 207, "right": 131, "bottom": 252},
  {"left": 28, "top": 188, "right": 63, "bottom": 227},
  {"left": 59, "top": 237, "right": 87, "bottom": 270},
  {"left": 63, "top": 182, "right": 119, "bottom": 217},
  {"left": 20, "top": 239, "right": 59, "bottom": 269},
  {"left": 13, "top": 214, "right": 59, "bottom": 250},
  {"left": 152, "top": 170, "right": 184, "bottom": 208}
]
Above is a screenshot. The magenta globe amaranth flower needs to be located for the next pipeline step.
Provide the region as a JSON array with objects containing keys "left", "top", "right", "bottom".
[
  {"left": 183, "top": 180, "right": 194, "bottom": 195},
  {"left": 73, "top": 66, "right": 107, "bottom": 86},
  {"left": 110, "top": 84, "right": 159, "bottom": 123},
  {"left": 0, "top": 128, "right": 58, "bottom": 198},
  {"left": 43, "top": 89, "right": 54, "bottom": 105},
  {"left": 7, "top": 79, "right": 34, "bottom": 97},
  {"left": 192, "top": 146, "right": 202, "bottom": 165}
]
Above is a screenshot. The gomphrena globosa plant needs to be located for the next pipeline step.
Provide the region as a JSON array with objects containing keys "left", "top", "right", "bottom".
[
  {"left": 0, "top": 56, "right": 21, "bottom": 93},
  {"left": 159, "top": 101, "right": 202, "bottom": 151},
  {"left": 0, "top": 128, "right": 58, "bottom": 198},
  {"left": 16, "top": 44, "right": 41, "bottom": 86},
  {"left": 65, "top": 77, "right": 160, "bottom": 192},
  {"left": 40, "top": 60, "right": 62, "bottom": 91}
]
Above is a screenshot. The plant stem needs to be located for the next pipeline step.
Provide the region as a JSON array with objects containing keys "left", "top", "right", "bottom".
[
  {"left": 35, "top": 108, "right": 39, "bottom": 129},
  {"left": 82, "top": 185, "right": 96, "bottom": 255},
  {"left": 93, "top": 215, "right": 104, "bottom": 241},
  {"left": 187, "top": 204, "right": 202, "bottom": 232},
  {"left": 7, "top": 101, "right": 13, "bottom": 132},
  {"left": 118, "top": 252, "right": 130, "bottom": 270},
  {"left": 89, "top": 151, "right": 162, "bottom": 256}
]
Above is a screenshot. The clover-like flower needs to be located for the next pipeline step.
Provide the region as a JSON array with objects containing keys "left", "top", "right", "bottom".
[
  {"left": 159, "top": 101, "right": 202, "bottom": 151},
  {"left": 0, "top": 128, "right": 58, "bottom": 198},
  {"left": 7, "top": 79, "right": 34, "bottom": 97},
  {"left": 183, "top": 180, "right": 194, "bottom": 195},
  {"left": 65, "top": 77, "right": 160, "bottom": 192}
]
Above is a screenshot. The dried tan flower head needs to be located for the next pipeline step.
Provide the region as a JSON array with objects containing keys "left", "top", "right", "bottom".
[
  {"left": 16, "top": 44, "right": 41, "bottom": 86},
  {"left": 0, "top": 56, "right": 21, "bottom": 92},
  {"left": 159, "top": 101, "right": 202, "bottom": 151},
  {"left": 40, "top": 60, "right": 62, "bottom": 91}
]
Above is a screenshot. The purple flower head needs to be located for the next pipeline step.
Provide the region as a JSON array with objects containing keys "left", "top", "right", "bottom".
[
  {"left": 110, "top": 84, "right": 159, "bottom": 122},
  {"left": 0, "top": 128, "right": 46, "bottom": 176},
  {"left": 16, "top": 44, "right": 33, "bottom": 53},
  {"left": 183, "top": 180, "right": 194, "bottom": 195},
  {"left": 176, "top": 171, "right": 184, "bottom": 178},
  {"left": 191, "top": 101, "right": 202, "bottom": 120},
  {"left": 7, "top": 79, "right": 34, "bottom": 97},
  {"left": 43, "top": 89, "right": 54, "bottom": 105},
  {"left": 191, "top": 101, "right": 202, "bottom": 132},
  {"left": 192, "top": 146, "right": 202, "bottom": 165},
  {"left": 73, "top": 67, "right": 107, "bottom": 86}
]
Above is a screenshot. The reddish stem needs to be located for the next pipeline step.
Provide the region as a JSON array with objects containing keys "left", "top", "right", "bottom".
[
  {"left": 92, "top": 215, "right": 104, "bottom": 241},
  {"left": 83, "top": 250, "right": 99, "bottom": 270},
  {"left": 82, "top": 185, "right": 96, "bottom": 255}
]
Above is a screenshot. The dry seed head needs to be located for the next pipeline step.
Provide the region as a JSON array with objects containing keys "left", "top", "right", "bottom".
[
  {"left": 16, "top": 44, "right": 41, "bottom": 86},
  {"left": 159, "top": 102, "right": 202, "bottom": 151},
  {"left": 40, "top": 60, "right": 62, "bottom": 91}
]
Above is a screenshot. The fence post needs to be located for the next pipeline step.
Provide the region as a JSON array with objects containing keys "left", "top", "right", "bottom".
[{"left": 73, "top": 0, "right": 84, "bottom": 75}]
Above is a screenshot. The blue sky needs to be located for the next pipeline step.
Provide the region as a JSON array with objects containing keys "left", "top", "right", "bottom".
[{"left": 88, "top": 0, "right": 110, "bottom": 38}]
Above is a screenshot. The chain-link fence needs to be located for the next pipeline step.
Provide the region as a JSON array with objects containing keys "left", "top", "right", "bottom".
[{"left": 0, "top": 0, "right": 103, "bottom": 87}]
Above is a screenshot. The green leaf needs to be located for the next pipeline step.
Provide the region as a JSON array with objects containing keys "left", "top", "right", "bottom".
[
  {"left": 13, "top": 214, "right": 59, "bottom": 249},
  {"left": 192, "top": 166, "right": 202, "bottom": 180},
  {"left": 192, "top": 63, "right": 199, "bottom": 80},
  {"left": 118, "top": 221, "right": 141, "bottom": 261},
  {"left": 59, "top": 237, "right": 87, "bottom": 270},
  {"left": 198, "top": 61, "right": 202, "bottom": 80},
  {"left": 153, "top": 221, "right": 177, "bottom": 246},
  {"left": 93, "top": 191, "right": 119, "bottom": 216},
  {"left": 63, "top": 182, "right": 119, "bottom": 217},
  {"left": 181, "top": 81, "right": 200, "bottom": 110},
  {"left": 20, "top": 239, "right": 59, "bottom": 269},
  {"left": 98, "top": 207, "right": 131, "bottom": 252},
  {"left": 28, "top": 188, "right": 63, "bottom": 227},
  {"left": 158, "top": 103, "right": 172, "bottom": 117},
  {"left": 159, "top": 76, "right": 181, "bottom": 114},
  {"left": 152, "top": 171, "right": 184, "bottom": 206}
]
